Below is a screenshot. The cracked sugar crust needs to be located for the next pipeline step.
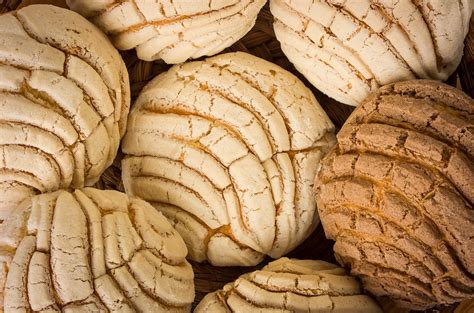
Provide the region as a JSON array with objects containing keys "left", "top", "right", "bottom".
[
  {"left": 121, "top": 52, "right": 336, "bottom": 266},
  {"left": 195, "top": 257, "right": 383, "bottom": 313},
  {"left": 0, "top": 5, "right": 131, "bottom": 221},
  {"left": 65, "top": 0, "right": 266, "bottom": 63},
  {"left": 0, "top": 188, "right": 194, "bottom": 312},
  {"left": 271, "top": 0, "right": 472, "bottom": 106},
  {"left": 314, "top": 80, "right": 474, "bottom": 310}
]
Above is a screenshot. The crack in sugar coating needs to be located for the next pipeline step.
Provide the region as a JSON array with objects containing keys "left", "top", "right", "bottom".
[
  {"left": 122, "top": 52, "right": 336, "bottom": 266},
  {"left": 0, "top": 5, "right": 130, "bottom": 222},
  {"left": 0, "top": 189, "right": 194, "bottom": 312},
  {"left": 195, "top": 257, "right": 383, "bottom": 312},
  {"left": 315, "top": 80, "right": 474, "bottom": 310},
  {"left": 271, "top": 0, "right": 472, "bottom": 106},
  {"left": 66, "top": 0, "right": 266, "bottom": 63}
]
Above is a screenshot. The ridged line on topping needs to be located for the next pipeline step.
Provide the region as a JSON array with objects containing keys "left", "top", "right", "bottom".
[
  {"left": 349, "top": 93, "right": 473, "bottom": 157},
  {"left": 175, "top": 70, "right": 286, "bottom": 154},
  {"left": 320, "top": 0, "right": 416, "bottom": 79},
  {"left": 277, "top": 0, "right": 414, "bottom": 85},
  {"left": 139, "top": 98, "right": 269, "bottom": 162},
  {"left": 0, "top": 122, "right": 73, "bottom": 186},
  {"left": 0, "top": 168, "right": 45, "bottom": 192},
  {"left": 273, "top": 19, "right": 374, "bottom": 97},
  {"left": 276, "top": 37, "right": 365, "bottom": 106},
  {"left": 344, "top": 254, "right": 437, "bottom": 306},
  {"left": 71, "top": 192, "right": 191, "bottom": 308},
  {"left": 349, "top": 237, "right": 473, "bottom": 303},
  {"left": 11, "top": 12, "right": 128, "bottom": 134},
  {"left": 317, "top": 172, "right": 473, "bottom": 280},
  {"left": 247, "top": 273, "right": 358, "bottom": 297},
  {"left": 0, "top": 144, "right": 62, "bottom": 186},
  {"left": 145, "top": 2, "right": 259, "bottom": 61},
  {"left": 22, "top": 81, "right": 110, "bottom": 179},
  {"left": 367, "top": 0, "right": 433, "bottom": 78},
  {"left": 408, "top": 0, "right": 442, "bottom": 72},
  {"left": 122, "top": 124, "right": 257, "bottom": 238},
  {"left": 128, "top": 175, "right": 223, "bottom": 229},
  {"left": 122, "top": 146, "right": 268, "bottom": 255},
  {"left": 107, "top": 0, "right": 253, "bottom": 37},
  {"left": 338, "top": 123, "right": 472, "bottom": 201},
  {"left": 207, "top": 62, "right": 296, "bottom": 146},
  {"left": 274, "top": 0, "right": 378, "bottom": 89},
  {"left": 171, "top": 73, "right": 277, "bottom": 159},
  {"left": 25, "top": 80, "right": 114, "bottom": 182},
  {"left": 321, "top": 204, "right": 474, "bottom": 294},
  {"left": 0, "top": 61, "right": 115, "bottom": 184},
  {"left": 151, "top": 200, "right": 260, "bottom": 259},
  {"left": 317, "top": 152, "right": 472, "bottom": 264}
]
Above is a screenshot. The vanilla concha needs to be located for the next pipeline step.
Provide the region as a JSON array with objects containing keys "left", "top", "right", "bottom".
[
  {"left": 121, "top": 52, "right": 336, "bottom": 266},
  {"left": 66, "top": 0, "right": 266, "bottom": 63},
  {"left": 0, "top": 5, "right": 130, "bottom": 220},
  {"left": 0, "top": 188, "right": 194, "bottom": 312},
  {"left": 195, "top": 257, "right": 383, "bottom": 312},
  {"left": 271, "top": 0, "right": 472, "bottom": 106},
  {"left": 315, "top": 80, "right": 474, "bottom": 310}
]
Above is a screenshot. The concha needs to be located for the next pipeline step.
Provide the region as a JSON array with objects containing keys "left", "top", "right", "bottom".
[
  {"left": 0, "top": 188, "right": 194, "bottom": 312},
  {"left": 121, "top": 52, "right": 336, "bottom": 266},
  {"left": 66, "top": 0, "right": 266, "bottom": 63},
  {"left": 315, "top": 80, "right": 474, "bottom": 309},
  {"left": 0, "top": 5, "right": 130, "bottom": 220},
  {"left": 271, "top": 0, "right": 472, "bottom": 106},
  {"left": 195, "top": 257, "right": 383, "bottom": 312}
]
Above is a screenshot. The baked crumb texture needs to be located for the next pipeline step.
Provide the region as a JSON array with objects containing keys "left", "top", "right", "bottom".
[
  {"left": 195, "top": 257, "right": 383, "bottom": 312},
  {"left": 271, "top": 0, "right": 472, "bottom": 106},
  {"left": 66, "top": 0, "right": 266, "bottom": 63},
  {"left": 0, "top": 5, "right": 130, "bottom": 221},
  {"left": 0, "top": 189, "right": 194, "bottom": 312},
  {"left": 315, "top": 80, "right": 474, "bottom": 310},
  {"left": 122, "top": 52, "right": 336, "bottom": 266}
]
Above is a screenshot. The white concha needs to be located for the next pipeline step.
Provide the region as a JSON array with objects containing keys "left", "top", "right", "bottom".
[
  {"left": 0, "top": 5, "right": 130, "bottom": 220},
  {"left": 0, "top": 188, "right": 194, "bottom": 312},
  {"left": 65, "top": 0, "right": 267, "bottom": 63},
  {"left": 121, "top": 52, "right": 336, "bottom": 266},
  {"left": 270, "top": 0, "right": 472, "bottom": 106},
  {"left": 195, "top": 257, "right": 383, "bottom": 312}
]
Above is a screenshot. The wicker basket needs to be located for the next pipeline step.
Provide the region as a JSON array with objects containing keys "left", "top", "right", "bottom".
[{"left": 1, "top": 0, "right": 473, "bottom": 311}]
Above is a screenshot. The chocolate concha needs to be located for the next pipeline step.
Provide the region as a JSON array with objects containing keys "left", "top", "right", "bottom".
[
  {"left": 0, "top": 5, "right": 130, "bottom": 220},
  {"left": 270, "top": 0, "right": 472, "bottom": 106},
  {"left": 195, "top": 257, "right": 382, "bottom": 312},
  {"left": 315, "top": 80, "right": 474, "bottom": 310},
  {"left": 66, "top": 0, "right": 266, "bottom": 63},
  {"left": 121, "top": 52, "right": 336, "bottom": 266},
  {"left": 0, "top": 188, "right": 194, "bottom": 312}
]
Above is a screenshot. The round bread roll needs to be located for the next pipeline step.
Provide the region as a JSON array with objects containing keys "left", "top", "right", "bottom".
[
  {"left": 0, "top": 5, "right": 130, "bottom": 220},
  {"left": 65, "top": 0, "right": 266, "bottom": 63},
  {"left": 122, "top": 52, "right": 336, "bottom": 266},
  {"left": 195, "top": 257, "right": 383, "bottom": 312},
  {"left": 315, "top": 80, "right": 474, "bottom": 310},
  {"left": 0, "top": 188, "right": 194, "bottom": 312},
  {"left": 270, "top": 0, "right": 472, "bottom": 106}
]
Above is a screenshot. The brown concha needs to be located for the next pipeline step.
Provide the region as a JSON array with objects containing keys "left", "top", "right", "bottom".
[{"left": 315, "top": 80, "right": 474, "bottom": 310}]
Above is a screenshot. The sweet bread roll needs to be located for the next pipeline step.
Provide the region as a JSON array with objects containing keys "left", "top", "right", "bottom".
[
  {"left": 195, "top": 257, "right": 382, "bottom": 312},
  {"left": 122, "top": 52, "right": 336, "bottom": 266},
  {"left": 271, "top": 0, "right": 472, "bottom": 106},
  {"left": 315, "top": 80, "right": 474, "bottom": 309},
  {"left": 0, "top": 5, "right": 130, "bottom": 220},
  {"left": 0, "top": 188, "right": 194, "bottom": 312},
  {"left": 66, "top": 0, "right": 266, "bottom": 63}
]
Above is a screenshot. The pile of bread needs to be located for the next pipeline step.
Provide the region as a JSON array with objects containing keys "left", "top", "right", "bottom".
[{"left": 0, "top": 1, "right": 472, "bottom": 312}]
